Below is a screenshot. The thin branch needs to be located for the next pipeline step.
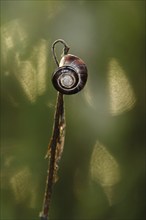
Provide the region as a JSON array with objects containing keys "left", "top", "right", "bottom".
[
  {"left": 52, "top": 39, "right": 70, "bottom": 66},
  {"left": 39, "top": 92, "right": 64, "bottom": 220},
  {"left": 40, "top": 39, "right": 69, "bottom": 220}
]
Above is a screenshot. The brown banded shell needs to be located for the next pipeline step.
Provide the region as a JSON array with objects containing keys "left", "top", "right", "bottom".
[{"left": 52, "top": 54, "right": 88, "bottom": 95}]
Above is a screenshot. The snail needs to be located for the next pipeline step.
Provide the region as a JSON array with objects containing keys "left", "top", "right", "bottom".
[{"left": 51, "top": 40, "right": 88, "bottom": 95}]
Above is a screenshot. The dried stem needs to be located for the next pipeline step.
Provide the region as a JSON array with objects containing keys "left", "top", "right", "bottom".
[
  {"left": 40, "top": 39, "right": 69, "bottom": 220},
  {"left": 39, "top": 92, "right": 64, "bottom": 220},
  {"left": 52, "top": 39, "right": 70, "bottom": 66}
]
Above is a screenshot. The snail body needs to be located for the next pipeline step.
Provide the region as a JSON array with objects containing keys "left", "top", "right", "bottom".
[{"left": 52, "top": 54, "right": 88, "bottom": 95}]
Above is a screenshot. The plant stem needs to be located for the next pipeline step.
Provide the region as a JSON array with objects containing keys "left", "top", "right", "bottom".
[{"left": 39, "top": 92, "right": 64, "bottom": 220}]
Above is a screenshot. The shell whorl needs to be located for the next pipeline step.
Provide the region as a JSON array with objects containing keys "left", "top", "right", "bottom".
[{"left": 52, "top": 54, "right": 88, "bottom": 95}]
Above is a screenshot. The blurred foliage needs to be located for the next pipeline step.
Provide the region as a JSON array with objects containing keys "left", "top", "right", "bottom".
[{"left": 0, "top": 1, "right": 145, "bottom": 220}]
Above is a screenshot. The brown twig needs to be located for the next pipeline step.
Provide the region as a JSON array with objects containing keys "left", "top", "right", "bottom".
[
  {"left": 52, "top": 39, "right": 70, "bottom": 66},
  {"left": 39, "top": 92, "right": 64, "bottom": 220},
  {"left": 39, "top": 39, "right": 69, "bottom": 220}
]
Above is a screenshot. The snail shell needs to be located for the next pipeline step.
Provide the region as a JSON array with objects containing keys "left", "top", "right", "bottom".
[{"left": 52, "top": 54, "right": 88, "bottom": 95}]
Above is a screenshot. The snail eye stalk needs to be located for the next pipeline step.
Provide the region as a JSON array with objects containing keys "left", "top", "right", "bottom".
[{"left": 39, "top": 39, "right": 88, "bottom": 220}]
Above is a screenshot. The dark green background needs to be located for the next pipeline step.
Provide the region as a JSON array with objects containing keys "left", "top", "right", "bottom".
[{"left": 0, "top": 1, "right": 145, "bottom": 220}]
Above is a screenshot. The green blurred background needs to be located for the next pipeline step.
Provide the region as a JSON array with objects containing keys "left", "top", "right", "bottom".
[{"left": 0, "top": 1, "right": 145, "bottom": 220}]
